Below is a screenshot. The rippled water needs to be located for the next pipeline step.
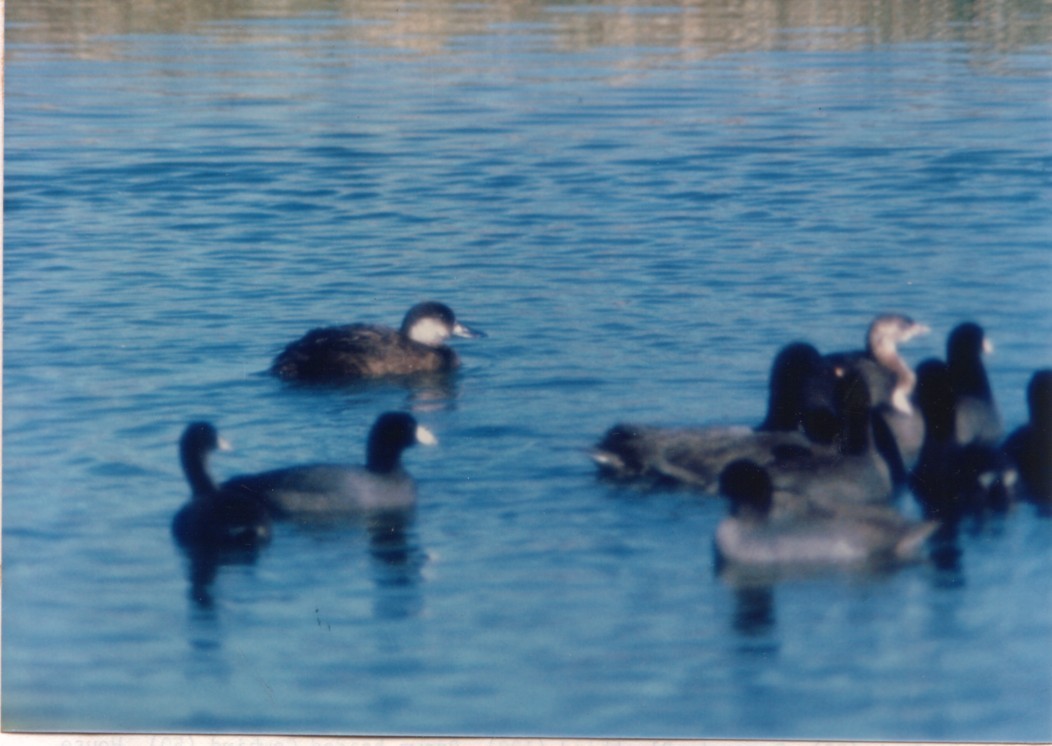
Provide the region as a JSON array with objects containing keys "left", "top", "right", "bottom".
[{"left": 5, "top": 0, "right": 1052, "bottom": 740}]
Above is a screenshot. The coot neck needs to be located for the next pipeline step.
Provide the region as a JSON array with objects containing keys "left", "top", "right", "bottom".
[
  {"left": 1032, "top": 414, "right": 1052, "bottom": 441},
  {"left": 921, "top": 394, "right": 957, "bottom": 443},
  {"left": 182, "top": 447, "right": 217, "bottom": 498},
  {"left": 949, "top": 352, "right": 992, "bottom": 400},
  {"left": 835, "top": 372, "right": 874, "bottom": 456},
  {"left": 758, "top": 393, "right": 802, "bottom": 432},
  {"left": 840, "top": 405, "right": 871, "bottom": 455},
  {"left": 366, "top": 438, "right": 404, "bottom": 475}
]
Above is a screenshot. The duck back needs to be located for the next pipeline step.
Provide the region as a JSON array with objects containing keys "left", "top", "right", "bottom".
[{"left": 271, "top": 324, "right": 458, "bottom": 381}]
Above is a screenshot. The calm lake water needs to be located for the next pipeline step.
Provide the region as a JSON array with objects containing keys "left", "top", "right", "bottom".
[{"left": 4, "top": 0, "right": 1052, "bottom": 740}]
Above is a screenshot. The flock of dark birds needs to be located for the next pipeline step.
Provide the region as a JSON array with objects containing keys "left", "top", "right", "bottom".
[{"left": 173, "top": 301, "right": 1051, "bottom": 578}]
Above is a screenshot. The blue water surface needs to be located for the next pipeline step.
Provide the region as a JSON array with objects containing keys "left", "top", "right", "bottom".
[{"left": 4, "top": 0, "right": 1052, "bottom": 740}]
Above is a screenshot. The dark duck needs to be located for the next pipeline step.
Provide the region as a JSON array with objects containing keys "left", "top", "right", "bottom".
[
  {"left": 761, "top": 367, "right": 898, "bottom": 506},
  {"left": 591, "top": 341, "right": 838, "bottom": 492},
  {"left": 1002, "top": 368, "right": 1052, "bottom": 505},
  {"left": 171, "top": 422, "right": 272, "bottom": 550},
  {"left": 219, "top": 412, "right": 437, "bottom": 521},
  {"left": 945, "top": 321, "right": 1003, "bottom": 447},
  {"left": 910, "top": 359, "right": 1014, "bottom": 533},
  {"left": 271, "top": 301, "right": 484, "bottom": 383},
  {"left": 715, "top": 459, "right": 936, "bottom": 569}
]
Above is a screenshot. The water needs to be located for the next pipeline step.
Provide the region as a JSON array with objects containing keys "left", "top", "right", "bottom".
[{"left": 4, "top": 0, "right": 1052, "bottom": 739}]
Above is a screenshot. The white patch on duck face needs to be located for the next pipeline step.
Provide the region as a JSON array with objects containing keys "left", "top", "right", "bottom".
[
  {"left": 407, "top": 317, "right": 452, "bottom": 346},
  {"left": 217, "top": 436, "right": 233, "bottom": 451},
  {"left": 983, "top": 336, "right": 995, "bottom": 355},
  {"left": 415, "top": 425, "right": 438, "bottom": 446}
]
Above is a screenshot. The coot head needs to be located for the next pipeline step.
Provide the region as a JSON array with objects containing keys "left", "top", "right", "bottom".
[
  {"left": 181, "top": 422, "right": 230, "bottom": 459},
  {"left": 720, "top": 459, "right": 774, "bottom": 519},
  {"left": 366, "top": 411, "right": 438, "bottom": 474},
  {"left": 180, "top": 421, "right": 232, "bottom": 497},
  {"left": 400, "top": 302, "right": 484, "bottom": 346},
  {"left": 946, "top": 322, "right": 994, "bottom": 395},
  {"left": 947, "top": 321, "right": 992, "bottom": 362}
]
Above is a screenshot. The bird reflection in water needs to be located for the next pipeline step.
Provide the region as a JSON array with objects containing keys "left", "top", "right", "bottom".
[
  {"left": 714, "top": 552, "right": 778, "bottom": 643},
  {"left": 180, "top": 542, "right": 266, "bottom": 610},
  {"left": 366, "top": 509, "right": 428, "bottom": 620},
  {"left": 281, "top": 371, "right": 462, "bottom": 415},
  {"left": 178, "top": 508, "right": 429, "bottom": 618},
  {"left": 731, "top": 585, "right": 777, "bottom": 640},
  {"left": 403, "top": 373, "right": 461, "bottom": 414}
]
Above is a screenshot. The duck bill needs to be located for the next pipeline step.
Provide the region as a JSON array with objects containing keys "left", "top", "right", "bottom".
[
  {"left": 217, "top": 436, "right": 233, "bottom": 451},
  {"left": 905, "top": 322, "right": 931, "bottom": 342},
  {"left": 983, "top": 337, "right": 995, "bottom": 355},
  {"left": 415, "top": 425, "right": 439, "bottom": 446},
  {"left": 452, "top": 321, "right": 486, "bottom": 339}
]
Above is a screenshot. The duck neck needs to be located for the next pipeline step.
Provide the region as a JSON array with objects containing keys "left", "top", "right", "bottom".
[
  {"left": 840, "top": 408, "right": 871, "bottom": 455},
  {"left": 950, "top": 354, "right": 992, "bottom": 399},
  {"left": 835, "top": 373, "right": 873, "bottom": 455},
  {"left": 872, "top": 340, "right": 916, "bottom": 414},
  {"left": 759, "top": 393, "right": 801, "bottom": 432},
  {"left": 889, "top": 366, "right": 916, "bottom": 415},
  {"left": 182, "top": 449, "right": 217, "bottom": 499},
  {"left": 923, "top": 398, "right": 957, "bottom": 443},
  {"left": 366, "top": 439, "right": 403, "bottom": 475}
]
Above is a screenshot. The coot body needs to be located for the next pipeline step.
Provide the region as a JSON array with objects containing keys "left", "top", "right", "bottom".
[
  {"left": 220, "top": 412, "right": 437, "bottom": 520},
  {"left": 715, "top": 459, "right": 936, "bottom": 568},
  {"left": 910, "top": 359, "right": 1013, "bottom": 526}
]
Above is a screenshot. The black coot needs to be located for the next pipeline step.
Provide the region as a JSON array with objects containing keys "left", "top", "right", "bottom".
[
  {"left": 171, "top": 422, "right": 272, "bottom": 550},
  {"left": 763, "top": 367, "right": 896, "bottom": 506},
  {"left": 220, "top": 412, "right": 437, "bottom": 520},
  {"left": 715, "top": 459, "right": 936, "bottom": 568},
  {"left": 591, "top": 341, "right": 837, "bottom": 491},
  {"left": 946, "top": 321, "right": 1003, "bottom": 447},
  {"left": 1002, "top": 368, "right": 1052, "bottom": 504},
  {"left": 910, "top": 359, "right": 1013, "bottom": 529}
]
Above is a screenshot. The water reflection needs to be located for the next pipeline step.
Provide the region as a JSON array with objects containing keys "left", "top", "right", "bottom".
[
  {"left": 178, "top": 542, "right": 267, "bottom": 609},
  {"left": 922, "top": 496, "right": 1015, "bottom": 574},
  {"left": 178, "top": 507, "right": 427, "bottom": 618},
  {"left": 717, "top": 560, "right": 907, "bottom": 644},
  {"left": 278, "top": 373, "right": 462, "bottom": 414},
  {"left": 366, "top": 509, "right": 428, "bottom": 620},
  {"left": 403, "top": 374, "right": 462, "bottom": 414},
  {"left": 9, "top": 0, "right": 1051, "bottom": 62},
  {"left": 731, "top": 584, "right": 777, "bottom": 638}
]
